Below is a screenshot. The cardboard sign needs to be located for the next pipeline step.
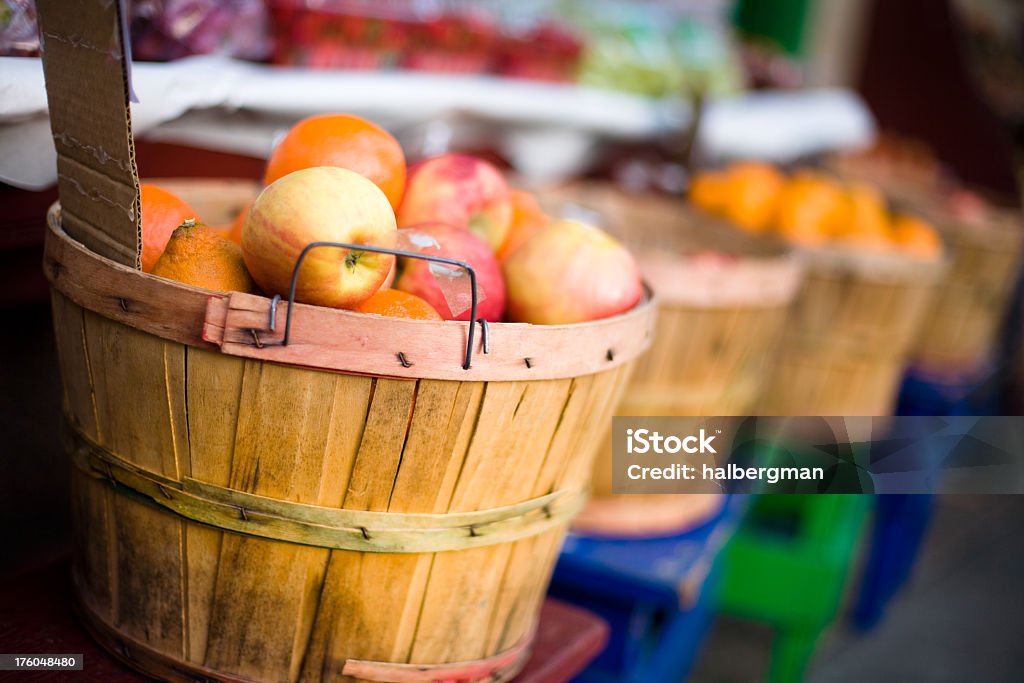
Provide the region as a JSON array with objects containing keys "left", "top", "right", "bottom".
[{"left": 36, "top": 0, "right": 140, "bottom": 268}]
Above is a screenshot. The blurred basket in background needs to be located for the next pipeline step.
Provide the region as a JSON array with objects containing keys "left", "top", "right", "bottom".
[
  {"left": 908, "top": 205, "right": 1024, "bottom": 373},
  {"left": 760, "top": 247, "right": 945, "bottom": 416},
  {"left": 827, "top": 137, "right": 1024, "bottom": 377},
  {"left": 690, "top": 159, "right": 948, "bottom": 417},
  {"left": 537, "top": 184, "right": 803, "bottom": 537}
]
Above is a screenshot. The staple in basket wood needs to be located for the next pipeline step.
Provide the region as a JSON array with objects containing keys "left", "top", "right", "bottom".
[
  {"left": 537, "top": 184, "right": 803, "bottom": 536},
  {"left": 36, "top": 5, "right": 656, "bottom": 681}
]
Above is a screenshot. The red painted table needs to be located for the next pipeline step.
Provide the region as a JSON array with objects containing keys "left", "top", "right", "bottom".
[{"left": 0, "top": 559, "right": 607, "bottom": 682}]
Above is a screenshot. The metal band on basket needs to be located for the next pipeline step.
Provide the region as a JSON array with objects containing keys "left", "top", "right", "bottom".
[{"left": 67, "top": 425, "right": 584, "bottom": 554}]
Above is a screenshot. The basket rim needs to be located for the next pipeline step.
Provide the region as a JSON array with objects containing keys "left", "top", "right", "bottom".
[
  {"left": 637, "top": 249, "right": 805, "bottom": 308},
  {"left": 791, "top": 241, "right": 951, "bottom": 283},
  {"left": 925, "top": 209, "right": 1024, "bottom": 250},
  {"left": 45, "top": 203, "right": 657, "bottom": 381}
]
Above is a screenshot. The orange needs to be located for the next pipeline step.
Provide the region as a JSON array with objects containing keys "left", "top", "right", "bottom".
[
  {"left": 496, "top": 189, "right": 550, "bottom": 262},
  {"left": 210, "top": 224, "right": 234, "bottom": 241},
  {"left": 224, "top": 199, "right": 252, "bottom": 246},
  {"left": 775, "top": 172, "right": 846, "bottom": 245},
  {"left": 354, "top": 289, "right": 442, "bottom": 320},
  {"left": 689, "top": 171, "right": 730, "bottom": 215},
  {"left": 892, "top": 215, "right": 943, "bottom": 260},
  {"left": 842, "top": 182, "right": 891, "bottom": 239},
  {"left": 151, "top": 220, "right": 256, "bottom": 293},
  {"left": 140, "top": 184, "right": 199, "bottom": 272},
  {"left": 722, "top": 162, "right": 785, "bottom": 232},
  {"left": 264, "top": 114, "right": 407, "bottom": 211}
]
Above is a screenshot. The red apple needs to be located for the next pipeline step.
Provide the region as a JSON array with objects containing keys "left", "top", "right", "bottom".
[
  {"left": 503, "top": 219, "right": 642, "bottom": 325},
  {"left": 394, "top": 222, "right": 506, "bottom": 321},
  {"left": 243, "top": 167, "right": 397, "bottom": 309},
  {"left": 396, "top": 154, "right": 512, "bottom": 252}
]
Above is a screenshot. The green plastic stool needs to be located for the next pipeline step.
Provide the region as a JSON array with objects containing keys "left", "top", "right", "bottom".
[{"left": 716, "top": 495, "right": 869, "bottom": 682}]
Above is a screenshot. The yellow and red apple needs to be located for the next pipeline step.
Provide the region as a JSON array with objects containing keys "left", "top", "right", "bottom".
[
  {"left": 243, "top": 167, "right": 397, "bottom": 309},
  {"left": 503, "top": 219, "right": 642, "bottom": 325},
  {"left": 396, "top": 154, "right": 512, "bottom": 252},
  {"left": 394, "top": 222, "right": 506, "bottom": 321}
]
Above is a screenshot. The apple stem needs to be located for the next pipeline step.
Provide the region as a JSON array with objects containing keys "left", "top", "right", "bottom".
[{"left": 344, "top": 250, "right": 363, "bottom": 272}]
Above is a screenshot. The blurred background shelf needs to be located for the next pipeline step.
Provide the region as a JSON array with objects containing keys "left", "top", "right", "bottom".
[{"left": 0, "top": 57, "right": 874, "bottom": 190}]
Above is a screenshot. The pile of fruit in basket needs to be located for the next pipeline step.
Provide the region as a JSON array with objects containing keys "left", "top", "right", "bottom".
[
  {"left": 688, "top": 161, "right": 943, "bottom": 260},
  {"left": 141, "top": 113, "right": 642, "bottom": 326},
  {"left": 830, "top": 135, "right": 1014, "bottom": 232}
]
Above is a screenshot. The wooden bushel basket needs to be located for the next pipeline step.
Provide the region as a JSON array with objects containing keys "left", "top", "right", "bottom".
[
  {"left": 909, "top": 207, "right": 1024, "bottom": 373},
  {"left": 536, "top": 185, "right": 803, "bottom": 536},
  {"left": 37, "top": 5, "right": 656, "bottom": 682},
  {"left": 760, "top": 247, "right": 946, "bottom": 416},
  {"left": 826, "top": 159, "right": 1024, "bottom": 374}
]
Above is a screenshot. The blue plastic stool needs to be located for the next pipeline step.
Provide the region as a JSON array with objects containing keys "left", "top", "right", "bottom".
[
  {"left": 854, "top": 362, "right": 998, "bottom": 631},
  {"left": 852, "top": 492, "right": 934, "bottom": 630},
  {"left": 896, "top": 363, "right": 999, "bottom": 416},
  {"left": 548, "top": 497, "right": 742, "bottom": 683}
]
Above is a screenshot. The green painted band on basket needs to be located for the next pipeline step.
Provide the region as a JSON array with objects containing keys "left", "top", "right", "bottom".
[{"left": 66, "top": 424, "right": 584, "bottom": 554}]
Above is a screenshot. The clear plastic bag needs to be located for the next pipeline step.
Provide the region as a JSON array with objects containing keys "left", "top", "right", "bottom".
[{"left": 396, "top": 227, "right": 488, "bottom": 318}]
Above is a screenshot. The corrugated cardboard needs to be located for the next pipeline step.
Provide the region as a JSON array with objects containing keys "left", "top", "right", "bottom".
[{"left": 36, "top": 0, "right": 140, "bottom": 268}]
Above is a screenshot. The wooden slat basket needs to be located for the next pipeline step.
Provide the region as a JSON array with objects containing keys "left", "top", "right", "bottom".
[
  {"left": 826, "top": 159, "right": 1024, "bottom": 375},
  {"left": 37, "top": 4, "right": 656, "bottom": 682},
  {"left": 759, "top": 245, "right": 946, "bottom": 416},
  {"left": 908, "top": 206, "right": 1024, "bottom": 373},
  {"left": 536, "top": 185, "right": 803, "bottom": 536}
]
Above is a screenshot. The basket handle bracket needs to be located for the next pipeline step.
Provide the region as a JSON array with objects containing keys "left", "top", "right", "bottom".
[{"left": 266, "top": 241, "right": 489, "bottom": 370}]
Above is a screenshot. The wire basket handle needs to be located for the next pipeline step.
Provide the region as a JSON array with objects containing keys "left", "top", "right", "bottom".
[{"left": 267, "top": 241, "right": 487, "bottom": 370}]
